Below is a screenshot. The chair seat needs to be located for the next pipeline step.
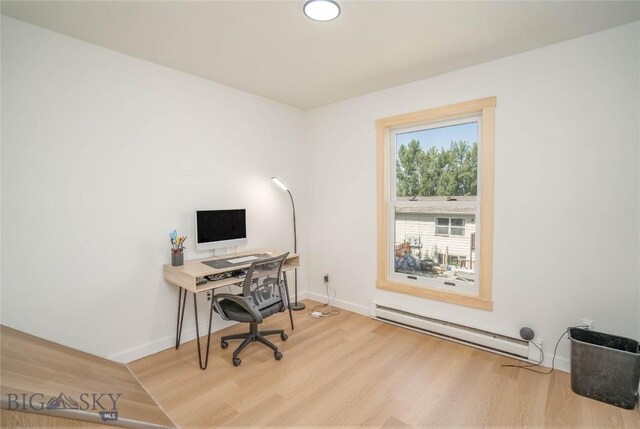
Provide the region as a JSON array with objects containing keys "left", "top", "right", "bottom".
[{"left": 215, "top": 298, "right": 284, "bottom": 323}]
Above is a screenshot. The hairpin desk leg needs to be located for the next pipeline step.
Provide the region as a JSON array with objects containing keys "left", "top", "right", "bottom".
[
  {"left": 283, "top": 271, "right": 295, "bottom": 330},
  {"left": 175, "top": 287, "right": 187, "bottom": 349},
  {"left": 193, "top": 293, "right": 215, "bottom": 370}
]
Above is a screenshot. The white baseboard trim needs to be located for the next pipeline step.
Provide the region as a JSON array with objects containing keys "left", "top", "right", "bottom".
[
  {"left": 108, "top": 319, "right": 237, "bottom": 363},
  {"left": 290, "top": 290, "right": 309, "bottom": 303},
  {"left": 305, "top": 291, "right": 370, "bottom": 316},
  {"left": 110, "top": 290, "right": 309, "bottom": 363},
  {"left": 302, "top": 292, "right": 570, "bottom": 373},
  {"left": 111, "top": 290, "right": 570, "bottom": 372},
  {"left": 544, "top": 354, "right": 570, "bottom": 372}
]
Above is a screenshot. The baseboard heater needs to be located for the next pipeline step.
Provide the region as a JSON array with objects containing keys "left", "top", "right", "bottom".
[{"left": 371, "top": 304, "right": 537, "bottom": 361}]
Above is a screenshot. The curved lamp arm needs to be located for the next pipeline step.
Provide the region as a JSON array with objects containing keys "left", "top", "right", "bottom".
[
  {"left": 286, "top": 189, "right": 297, "bottom": 254},
  {"left": 271, "top": 176, "right": 304, "bottom": 310}
]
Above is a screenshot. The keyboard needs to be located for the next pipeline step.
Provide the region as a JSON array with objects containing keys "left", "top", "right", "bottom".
[{"left": 227, "top": 255, "right": 259, "bottom": 264}]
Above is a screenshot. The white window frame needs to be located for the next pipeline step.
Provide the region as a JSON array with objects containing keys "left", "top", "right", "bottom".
[{"left": 389, "top": 115, "right": 481, "bottom": 295}]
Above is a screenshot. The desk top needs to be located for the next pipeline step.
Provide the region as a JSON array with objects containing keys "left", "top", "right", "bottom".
[{"left": 163, "top": 249, "right": 299, "bottom": 293}]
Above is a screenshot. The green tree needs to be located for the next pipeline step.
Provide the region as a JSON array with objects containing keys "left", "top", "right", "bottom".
[
  {"left": 457, "top": 141, "right": 477, "bottom": 195},
  {"left": 396, "top": 140, "right": 477, "bottom": 197},
  {"left": 436, "top": 145, "right": 457, "bottom": 195},
  {"left": 396, "top": 139, "right": 423, "bottom": 197},
  {"left": 418, "top": 146, "right": 439, "bottom": 196}
]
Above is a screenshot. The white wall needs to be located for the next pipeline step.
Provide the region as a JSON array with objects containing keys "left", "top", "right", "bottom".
[
  {"left": 2, "top": 16, "right": 638, "bottom": 370},
  {"left": 1, "top": 16, "right": 306, "bottom": 362},
  {"left": 305, "top": 22, "right": 640, "bottom": 370}
]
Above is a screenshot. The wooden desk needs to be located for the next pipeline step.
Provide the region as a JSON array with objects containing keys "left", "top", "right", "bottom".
[{"left": 163, "top": 249, "right": 299, "bottom": 370}]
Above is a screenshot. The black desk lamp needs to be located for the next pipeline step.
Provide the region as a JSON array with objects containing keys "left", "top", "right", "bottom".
[{"left": 271, "top": 176, "right": 305, "bottom": 311}]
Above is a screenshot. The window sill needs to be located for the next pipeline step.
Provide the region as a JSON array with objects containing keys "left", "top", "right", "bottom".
[{"left": 376, "top": 279, "right": 493, "bottom": 311}]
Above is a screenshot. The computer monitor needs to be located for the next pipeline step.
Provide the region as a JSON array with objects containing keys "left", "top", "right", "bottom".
[{"left": 195, "top": 209, "right": 247, "bottom": 251}]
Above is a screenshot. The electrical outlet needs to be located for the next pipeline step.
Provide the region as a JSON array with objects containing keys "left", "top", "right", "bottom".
[
  {"left": 323, "top": 273, "right": 329, "bottom": 283},
  {"left": 581, "top": 318, "right": 594, "bottom": 330}
]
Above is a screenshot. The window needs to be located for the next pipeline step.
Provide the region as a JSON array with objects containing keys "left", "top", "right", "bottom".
[
  {"left": 391, "top": 117, "right": 479, "bottom": 294},
  {"left": 376, "top": 97, "right": 495, "bottom": 310},
  {"left": 435, "top": 218, "right": 466, "bottom": 236}
]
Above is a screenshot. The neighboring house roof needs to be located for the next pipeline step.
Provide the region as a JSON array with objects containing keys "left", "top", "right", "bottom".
[
  {"left": 396, "top": 196, "right": 477, "bottom": 202},
  {"left": 396, "top": 206, "right": 476, "bottom": 214},
  {"left": 396, "top": 196, "right": 476, "bottom": 214}
]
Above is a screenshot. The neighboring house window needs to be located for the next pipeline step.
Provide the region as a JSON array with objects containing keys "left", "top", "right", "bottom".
[
  {"left": 435, "top": 218, "right": 465, "bottom": 236},
  {"left": 376, "top": 97, "right": 496, "bottom": 310}
]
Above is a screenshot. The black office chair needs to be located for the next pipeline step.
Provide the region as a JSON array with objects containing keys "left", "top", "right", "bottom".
[{"left": 213, "top": 253, "right": 290, "bottom": 366}]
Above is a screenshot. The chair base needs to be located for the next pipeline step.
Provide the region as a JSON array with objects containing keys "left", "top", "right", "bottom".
[{"left": 220, "top": 323, "right": 287, "bottom": 366}]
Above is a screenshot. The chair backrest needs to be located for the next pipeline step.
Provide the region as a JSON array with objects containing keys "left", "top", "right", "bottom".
[{"left": 241, "top": 252, "right": 289, "bottom": 310}]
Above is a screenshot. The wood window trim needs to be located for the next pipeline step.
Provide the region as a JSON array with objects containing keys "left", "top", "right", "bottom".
[{"left": 376, "top": 97, "right": 496, "bottom": 311}]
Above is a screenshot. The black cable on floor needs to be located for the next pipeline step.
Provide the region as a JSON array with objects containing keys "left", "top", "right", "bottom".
[{"left": 502, "top": 325, "right": 587, "bottom": 374}]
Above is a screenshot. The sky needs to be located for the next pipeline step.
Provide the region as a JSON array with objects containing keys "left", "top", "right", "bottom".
[{"left": 396, "top": 121, "right": 478, "bottom": 152}]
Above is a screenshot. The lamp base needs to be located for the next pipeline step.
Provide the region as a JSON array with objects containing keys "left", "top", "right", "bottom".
[{"left": 290, "top": 302, "right": 306, "bottom": 311}]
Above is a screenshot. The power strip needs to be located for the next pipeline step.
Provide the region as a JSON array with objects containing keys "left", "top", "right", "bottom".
[{"left": 310, "top": 311, "right": 323, "bottom": 318}]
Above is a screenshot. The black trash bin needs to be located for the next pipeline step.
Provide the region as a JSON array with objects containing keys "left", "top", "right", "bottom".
[{"left": 569, "top": 328, "right": 640, "bottom": 409}]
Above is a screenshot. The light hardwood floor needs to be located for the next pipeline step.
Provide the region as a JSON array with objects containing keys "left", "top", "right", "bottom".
[
  {"left": 129, "top": 300, "right": 640, "bottom": 428},
  {"left": 0, "top": 325, "right": 174, "bottom": 428}
]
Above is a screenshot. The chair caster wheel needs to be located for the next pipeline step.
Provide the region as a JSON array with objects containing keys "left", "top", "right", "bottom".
[
  {"left": 281, "top": 333, "right": 288, "bottom": 341},
  {"left": 232, "top": 357, "right": 241, "bottom": 366},
  {"left": 221, "top": 341, "right": 228, "bottom": 349},
  {"left": 274, "top": 351, "right": 283, "bottom": 360}
]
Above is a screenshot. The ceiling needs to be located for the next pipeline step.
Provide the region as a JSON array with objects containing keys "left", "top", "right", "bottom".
[{"left": 2, "top": 1, "right": 639, "bottom": 110}]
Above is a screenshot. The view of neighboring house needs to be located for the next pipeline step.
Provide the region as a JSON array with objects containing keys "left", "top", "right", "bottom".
[
  {"left": 394, "top": 197, "right": 476, "bottom": 282},
  {"left": 395, "top": 207, "right": 476, "bottom": 265}
]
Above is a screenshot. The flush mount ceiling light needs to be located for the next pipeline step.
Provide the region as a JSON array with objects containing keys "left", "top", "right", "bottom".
[{"left": 303, "top": 0, "right": 341, "bottom": 22}]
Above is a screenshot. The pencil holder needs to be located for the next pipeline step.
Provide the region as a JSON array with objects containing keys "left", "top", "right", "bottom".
[{"left": 171, "top": 252, "right": 184, "bottom": 267}]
